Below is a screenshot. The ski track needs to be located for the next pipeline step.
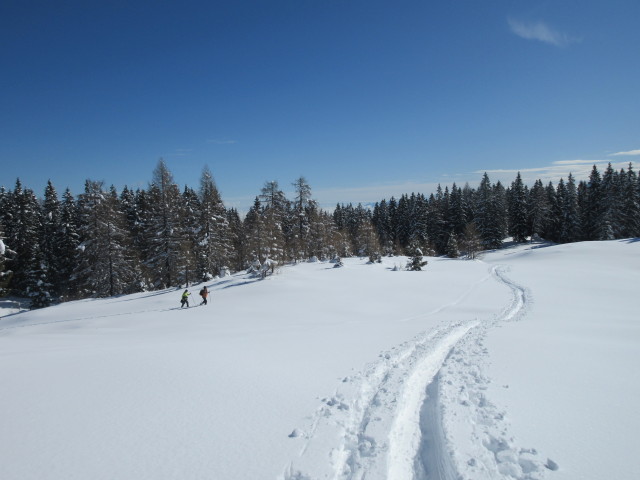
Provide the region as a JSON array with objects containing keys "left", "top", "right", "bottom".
[
  {"left": 0, "top": 277, "right": 244, "bottom": 333},
  {"left": 283, "top": 264, "right": 553, "bottom": 480},
  {"left": 399, "top": 270, "right": 493, "bottom": 323},
  {"left": 0, "top": 306, "right": 190, "bottom": 332},
  {"left": 435, "top": 265, "right": 553, "bottom": 480}
]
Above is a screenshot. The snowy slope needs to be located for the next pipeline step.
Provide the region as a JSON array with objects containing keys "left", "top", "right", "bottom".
[
  {"left": 480, "top": 240, "right": 640, "bottom": 480},
  {"left": 0, "top": 240, "right": 638, "bottom": 479}
]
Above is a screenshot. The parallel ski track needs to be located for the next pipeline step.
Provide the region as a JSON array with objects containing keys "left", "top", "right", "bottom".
[{"left": 284, "top": 264, "right": 529, "bottom": 480}]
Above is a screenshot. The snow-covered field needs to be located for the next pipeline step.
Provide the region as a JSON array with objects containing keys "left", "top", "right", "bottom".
[{"left": 1, "top": 239, "right": 638, "bottom": 479}]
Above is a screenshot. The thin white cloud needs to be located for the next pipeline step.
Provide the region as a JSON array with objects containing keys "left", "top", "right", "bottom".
[
  {"left": 551, "top": 159, "right": 601, "bottom": 166},
  {"left": 207, "top": 139, "right": 238, "bottom": 145},
  {"left": 476, "top": 158, "right": 634, "bottom": 186},
  {"left": 312, "top": 181, "right": 442, "bottom": 209},
  {"left": 609, "top": 149, "right": 640, "bottom": 156},
  {"left": 507, "top": 17, "right": 580, "bottom": 47}
]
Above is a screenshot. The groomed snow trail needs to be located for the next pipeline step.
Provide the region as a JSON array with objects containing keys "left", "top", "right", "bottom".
[{"left": 283, "top": 264, "right": 552, "bottom": 480}]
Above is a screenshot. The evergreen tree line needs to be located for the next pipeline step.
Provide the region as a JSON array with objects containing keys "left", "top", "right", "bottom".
[
  {"left": 370, "top": 163, "right": 640, "bottom": 259},
  {"left": 0, "top": 161, "right": 638, "bottom": 308}
]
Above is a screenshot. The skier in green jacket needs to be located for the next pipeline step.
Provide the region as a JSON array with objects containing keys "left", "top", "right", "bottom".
[{"left": 180, "top": 289, "right": 191, "bottom": 308}]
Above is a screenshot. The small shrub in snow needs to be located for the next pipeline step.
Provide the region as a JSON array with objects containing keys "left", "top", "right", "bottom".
[
  {"left": 406, "top": 243, "right": 428, "bottom": 271},
  {"left": 259, "top": 259, "right": 278, "bottom": 278},
  {"left": 247, "top": 259, "right": 262, "bottom": 275}
]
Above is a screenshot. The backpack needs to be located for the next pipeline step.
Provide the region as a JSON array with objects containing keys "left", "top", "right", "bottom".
[{"left": 199, "top": 288, "right": 205, "bottom": 296}]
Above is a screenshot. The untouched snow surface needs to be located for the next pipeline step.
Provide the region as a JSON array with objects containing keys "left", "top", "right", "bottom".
[{"left": 1, "top": 240, "right": 639, "bottom": 479}]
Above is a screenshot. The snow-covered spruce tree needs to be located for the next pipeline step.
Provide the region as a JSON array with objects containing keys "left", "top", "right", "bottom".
[
  {"left": 258, "top": 180, "right": 287, "bottom": 263},
  {"left": 527, "top": 179, "right": 549, "bottom": 240},
  {"left": 541, "top": 179, "right": 565, "bottom": 242},
  {"left": 226, "top": 208, "right": 246, "bottom": 271},
  {"left": 143, "top": 159, "right": 186, "bottom": 289},
  {"left": 119, "top": 186, "right": 148, "bottom": 289},
  {"left": 461, "top": 183, "right": 476, "bottom": 231},
  {"left": 445, "top": 231, "right": 460, "bottom": 258},
  {"left": 560, "top": 174, "right": 581, "bottom": 243},
  {"left": 57, "top": 188, "right": 81, "bottom": 299},
  {"left": 387, "top": 196, "right": 401, "bottom": 253},
  {"left": 349, "top": 205, "right": 379, "bottom": 258},
  {"left": 474, "top": 173, "right": 504, "bottom": 250},
  {"left": 181, "top": 186, "right": 201, "bottom": 286},
  {"left": 41, "top": 180, "right": 63, "bottom": 299},
  {"left": 73, "top": 181, "right": 140, "bottom": 298},
  {"left": 119, "top": 185, "right": 137, "bottom": 229},
  {"left": 26, "top": 243, "right": 53, "bottom": 309},
  {"left": 0, "top": 183, "right": 18, "bottom": 291},
  {"left": 621, "top": 163, "right": 640, "bottom": 237},
  {"left": 308, "top": 208, "right": 339, "bottom": 261},
  {"left": 462, "top": 222, "right": 482, "bottom": 260},
  {"left": 281, "top": 201, "right": 297, "bottom": 263},
  {"left": 582, "top": 165, "right": 606, "bottom": 241},
  {"left": 4, "top": 180, "right": 43, "bottom": 296},
  {"left": 449, "top": 183, "right": 468, "bottom": 238},
  {"left": 394, "top": 195, "right": 411, "bottom": 249},
  {"left": 372, "top": 199, "right": 395, "bottom": 256},
  {"left": 197, "top": 166, "right": 232, "bottom": 279},
  {"left": 304, "top": 201, "right": 323, "bottom": 259},
  {"left": 508, "top": 172, "right": 529, "bottom": 243},
  {"left": 406, "top": 241, "right": 428, "bottom": 271},
  {"left": 0, "top": 186, "right": 8, "bottom": 226},
  {"left": 549, "top": 179, "right": 565, "bottom": 243},
  {"left": 601, "top": 163, "right": 622, "bottom": 238},
  {"left": 334, "top": 228, "right": 352, "bottom": 258},
  {"left": 120, "top": 187, "right": 144, "bottom": 258},
  {"left": 131, "top": 188, "right": 153, "bottom": 283},
  {"left": 359, "top": 219, "right": 381, "bottom": 261},
  {"left": 243, "top": 197, "right": 265, "bottom": 267},
  {"left": 615, "top": 166, "right": 630, "bottom": 237},
  {"left": 411, "top": 193, "right": 431, "bottom": 252},
  {"left": 441, "top": 186, "right": 453, "bottom": 236},
  {"left": 291, "top": 176, "right": 313, "bottom": 262},
  {"left": 0, "top": 224, "right": 15, "bottom": 296},
  {"left": 431, "top": 186, "right": 452, "bottom": 253},
  {"left": 494, "top": 181, "right": 508, "bottom": 240},
  {"left": 107, "top": 185, "right": 143, "bottom": 294}
]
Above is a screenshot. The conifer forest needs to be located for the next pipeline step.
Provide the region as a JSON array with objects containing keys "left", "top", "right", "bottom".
[{"left": 1, "top": 160, "right": 639, "bottom": 308}]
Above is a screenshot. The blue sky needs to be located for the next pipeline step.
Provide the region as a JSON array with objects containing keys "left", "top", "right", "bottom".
[{"left": 1, "top": 0, "right": 639, "bottom": 210}]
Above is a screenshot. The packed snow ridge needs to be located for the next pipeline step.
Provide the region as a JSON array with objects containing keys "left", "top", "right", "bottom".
[{"left": 1, "top": 239, "right": 639, "bottom": 480}]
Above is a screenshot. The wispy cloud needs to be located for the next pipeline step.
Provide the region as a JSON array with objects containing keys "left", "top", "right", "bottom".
[
  {"left": 551, "top": 160, "right": 601, "bottom": 166},
  {"left": 207, "top": 139, "right": 238, "bottom": 145},
  {"left": 609, "top": 149, "right": 640, "bottom": 156},
  {"left": 507, "top": 17, "right": 580, "bottom": 47},
  {"left": 312, "top": 181, "right": 442, "bottom": 209},
  {"left": 475, "top": 158, "right": 633, "bottom": 186}
]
